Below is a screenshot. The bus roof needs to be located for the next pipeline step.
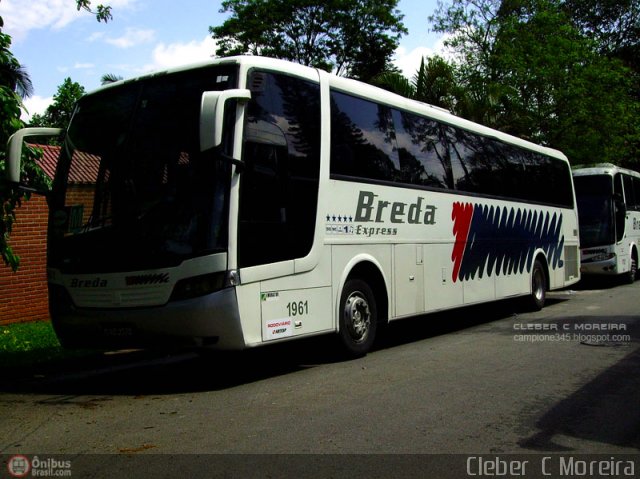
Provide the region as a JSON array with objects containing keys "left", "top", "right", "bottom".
[{"left": 572, "top": 163, "right": 640, "bottom": 179}]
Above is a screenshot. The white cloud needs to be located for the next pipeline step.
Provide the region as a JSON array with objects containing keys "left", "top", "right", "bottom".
[
  {"left": 74, "top": 62, "right": 95, "bottom": 69},
  {"left": 21, "top": 95, "right": 53, "bottom": 122},
  {"left": 392, "top": 34, "right": 457, "bottom": 78},
  {"left": 105, "top": 28, "right": 155, "bottom": 49},
  {"left": 88, "top": 32, "right": 106, "bottom": 42},
  {"left": 147, "top": 36, "right": 217, "bottom": 70},
  {"left": 0, "top": 0, "right": 140, "bottom": 41},
  {"left": 393, "top": 46, "right": 435, "bottom": 78}
]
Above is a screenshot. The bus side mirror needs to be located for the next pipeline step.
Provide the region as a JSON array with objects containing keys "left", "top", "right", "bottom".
[
  {"left": 200, "top": 89, "right": 251, "bottom": 152},
  {"left": 6, "top": 127, "right": 62, "bottom": 188}
]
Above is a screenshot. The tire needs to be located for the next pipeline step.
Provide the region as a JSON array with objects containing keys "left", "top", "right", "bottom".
[
  {"left": 528, "top": 259, "right": 547, "bottom": 311},
  {"left": 624, "top": 254, "right": 637, "bottom": 284},
  {"left": 338, "top": 278, "right": 377, "bottom": 358}
]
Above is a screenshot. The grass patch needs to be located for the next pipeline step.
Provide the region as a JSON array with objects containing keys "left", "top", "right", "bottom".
[{"left": 0, "top": 320, "right": 94, "bottom": 370}]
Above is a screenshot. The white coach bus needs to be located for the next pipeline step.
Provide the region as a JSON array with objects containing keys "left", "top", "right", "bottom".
[
  {"left": 7, "top": 56, "right": 580, "bottom": 356},
  {"left": 573, "top": 164, "right": 640, "bottom": 283}
]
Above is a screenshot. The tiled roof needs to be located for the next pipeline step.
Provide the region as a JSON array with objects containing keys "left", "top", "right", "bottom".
[{"left": 30, "top": 144, "right": 99, "bottom": 184}]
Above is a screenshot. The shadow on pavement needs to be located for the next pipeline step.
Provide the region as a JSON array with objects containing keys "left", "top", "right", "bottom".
[
  {"left": 0, "top": 295, "right": 568, "bottom": 397},
  {"left": 519, "top": 346, "right": 640, "bottom": 451}
]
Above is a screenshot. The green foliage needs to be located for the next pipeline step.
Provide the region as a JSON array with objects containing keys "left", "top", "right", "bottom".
[
  {"left": 372, "top": 55, "right": 459, "bottom": 111},
  {"left": 429, "top": 0, "right": 640, "bottom": 169},
  {"left": 29, "top": 77, "right": 85, "bottom": 131},
  {"left": 101, "top": 72, "right": 124, "bottom": 85},
  {"left": 210, "top": 0, "right": 407, "bottom": 80},
  {"left": 75, "top": 0, "right": 113, "bottom": 23},
  {"left": 0, "top": 320, "right": 93, "bottom": 370},
  {"left": 1, "top": 30, "right": 27, "bottom": 271},
  {"left": 0, "top": 20, "right": 49, "bottom": 271},
  {"left": 564, "top": 0, "right": 640, "bottom": 71},
  {"left": 1, "top": 321, "right": 60, "bottom": 354}
]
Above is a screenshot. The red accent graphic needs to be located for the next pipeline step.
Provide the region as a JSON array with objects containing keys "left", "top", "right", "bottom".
[{"left": 451, "top": 202, "right": 474, "bottom": 282}]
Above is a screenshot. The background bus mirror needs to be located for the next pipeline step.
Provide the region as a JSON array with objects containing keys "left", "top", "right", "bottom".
[
  {"left": 200, "top": 89, "right": 251, "bottom": 152},
  {"left": 614, "top": 193, "right": 627, "bottom": 215},
  {"left": 6, "top": 127, "right": 62, "bottom": 185}
]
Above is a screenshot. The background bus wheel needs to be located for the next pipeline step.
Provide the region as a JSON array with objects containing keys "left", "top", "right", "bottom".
[
  {"left": 625, "top": 255, "right": 637, "bottom": 284},
  {"left": 338, "top": 278, "right": 377, "bottom": 358},
  {"left": 527, "top": 259, "right": 547, "bottom": 311}
]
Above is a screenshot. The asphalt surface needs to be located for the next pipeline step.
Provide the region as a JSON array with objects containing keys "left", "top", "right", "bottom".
[{"left": 1, "top": 277, "right": 639, "bottom": 477}]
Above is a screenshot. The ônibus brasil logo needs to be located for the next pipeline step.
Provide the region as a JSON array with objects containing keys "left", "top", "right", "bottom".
[
  {"left": 6, "top": 455, "right": 72, "bottom": 477},
  {"left": 7, "top": 455, "right": 30, "bottom": 478}
]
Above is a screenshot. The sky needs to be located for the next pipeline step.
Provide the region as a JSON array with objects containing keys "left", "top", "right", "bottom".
[{"left": 0, "top": 0, "right": 447, "bottom": 120}]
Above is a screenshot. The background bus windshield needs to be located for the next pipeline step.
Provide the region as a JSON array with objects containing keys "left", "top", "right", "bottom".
[
  {"left": 574, "top": 175, "right": 615, "bottom": 248},
  {"left": 49, "top": 66, "right": 238, "bottom": 273}
]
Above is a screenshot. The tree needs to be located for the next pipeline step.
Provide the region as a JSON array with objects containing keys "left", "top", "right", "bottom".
[
  {"left": 373, "top": 55, "right": 459, "bottom": 111},
  {"left": 491, "top": 1, "right": 639, "bottom": 164},
  {"left": 101, "top": 73, "right": 123, "bottom": 85},
  {"left": 29, "top": 77, "right": 85, "bottom": 131},
  {"left": 0, "top": 19, "right": 49, "bottom": 271},
  {"left": 430, "top": 0, "right": 640, "bottom": 168},
  {"left": 210, "top": 0, "right": 407, "bottom": 81},
  {"left": 564, "top": 0, "right": 640, "bottom": 72}
]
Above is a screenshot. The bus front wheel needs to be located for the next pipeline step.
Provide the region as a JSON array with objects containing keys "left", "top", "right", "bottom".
[{"left": 338, "top": 278, "right": 377, "bottom": 358}]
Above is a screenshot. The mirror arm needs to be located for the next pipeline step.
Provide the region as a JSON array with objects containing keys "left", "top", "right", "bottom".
[{"left": 217, "top": 149, "right": 245, "bottom": 174}]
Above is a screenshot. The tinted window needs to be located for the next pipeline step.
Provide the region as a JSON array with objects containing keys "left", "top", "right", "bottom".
[
  {"left": 444, "top": 126, "right": 505, "bottom": 195},
  {"left": 634, "top": 177, "right": 640, "bottom": 210},
  {"left": 50, "top": 66, "right": 237, "bottom": 273},
  {"left": 623, "top": 174, "right": 637, "bottom": 210},
  {"left": 392, "top": 109, "right": 452, "bottom": 189},
  {"left": 574, "top": 174, "right": 613, "bottom": 196},
  {"left": 239, "top": 71, "right": 321, "bottom": 268},
  {"left": 329, "top": 89, "right": 573, "bottom": 208},
  {"left": 330, "top": 91, "right": 400, "bottom": 182}
]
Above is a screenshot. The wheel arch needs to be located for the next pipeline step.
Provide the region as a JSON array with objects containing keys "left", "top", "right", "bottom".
[
  {"left": 335, "top": 255, "right": 390, "bottom": 330},
  {"left": 630, "top": 242, "right": 638, "bottom": 264},
  {"left": 532, "top": 250, "right": 550, "bottom": 293}
]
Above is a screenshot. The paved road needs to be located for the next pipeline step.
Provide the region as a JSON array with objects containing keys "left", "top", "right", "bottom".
[{"left": 1, "top": 279, "right": 639, "bottom": 476}]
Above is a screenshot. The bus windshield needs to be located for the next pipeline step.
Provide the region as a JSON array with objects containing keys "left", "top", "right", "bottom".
[
  {"left": 574, "top": 174, "right": 615, "bottom": 248},
  {"left": 49, "top": 65, "right": 238, "bottom": 273}
]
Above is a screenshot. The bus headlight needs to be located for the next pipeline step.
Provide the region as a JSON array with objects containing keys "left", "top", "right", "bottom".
[{"left": 170, "top": 272, "right": 227, "bottom": 302}]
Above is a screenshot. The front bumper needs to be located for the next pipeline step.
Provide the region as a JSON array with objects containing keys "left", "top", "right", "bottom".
[{"left": 50, "top": 285, "right": 246, "bottom": 350}]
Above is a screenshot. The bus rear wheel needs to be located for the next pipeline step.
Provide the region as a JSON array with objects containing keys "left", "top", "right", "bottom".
[
  {"left": 338, "top": 278, "right": 377, "bottom": 358},
  {"left": 528, "top": 259, "right": 547, "bottom": 311}
]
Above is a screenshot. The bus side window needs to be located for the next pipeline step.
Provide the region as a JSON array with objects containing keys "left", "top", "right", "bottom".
[
  {"left": 634, "top": 177, "right": 640, "bottom": 210},
  {"left": 330, "top": 91, "right": 400, "bottom": 182},
  {"left": 391, "top": 109, "right": 452, "bottom": 189},
  {"left": 614, "top": 173, "right": 626, "bottom": 241},
  {"left": 622, "top": 174, "right": 636, "bottom": 211}
]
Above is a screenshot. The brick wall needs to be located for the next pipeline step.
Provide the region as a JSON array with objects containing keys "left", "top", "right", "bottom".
[
  {"left": 0, "top": 195, "right": 50, "bottom": 326},
  {"left": 0, "top": 183, "right": 97, "bottom": 326}
]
